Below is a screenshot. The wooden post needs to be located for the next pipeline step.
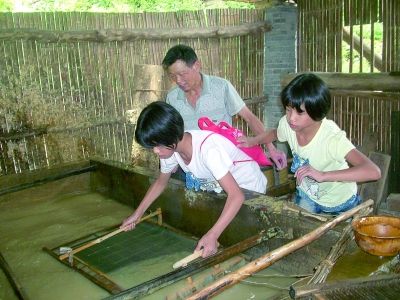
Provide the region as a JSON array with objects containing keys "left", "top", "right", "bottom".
[{"left": 126, "top": 64, "right": 170, "bottom": 170}]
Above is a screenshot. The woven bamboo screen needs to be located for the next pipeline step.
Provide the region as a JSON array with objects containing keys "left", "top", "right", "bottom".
[
  {"left": 0, "top": 10, "right": 266, "bottom": 176},
  {"left": 329, "top": 91, "right": 400, "bottom": 154},
  {"left": 297, "top": 0, "right": 400, "bottom": 193},
  {"left": 297, "top": 0, "right": 399, "bottom": 73}
]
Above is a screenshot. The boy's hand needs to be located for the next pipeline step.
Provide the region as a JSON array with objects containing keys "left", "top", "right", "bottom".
[
  {"left": 120, "top": 212, "right": 141, "bottom": 231},
  {"left": 195, "top": 232, "right": 218, "bottom": 258}
]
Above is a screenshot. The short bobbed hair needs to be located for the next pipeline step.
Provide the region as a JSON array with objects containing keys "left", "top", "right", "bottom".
[
  {"left": 135, "top": 101, "right": 184, "bottom": 149},
  {"left": 162, "top": 44, "right": 198, "bottom": 69},
  {"left": 281, "top": 73, "right": 331, "bottom": 121}
]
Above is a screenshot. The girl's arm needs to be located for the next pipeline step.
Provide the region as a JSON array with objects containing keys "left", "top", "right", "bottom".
[
  {"left": 238, "top": 109, "right": 286, "bottom": 169},
  {"left": 195, "top": 172, "right": 244, "bottom": 257},
  {"left": 121, "top": 171, "right": 171, "bottom": 230},
  {"left": 295, "top": 149, "right": 381, "bottom": 183},
  {"left": 237, "top": 128, "right": 278, "bottom": 148}
]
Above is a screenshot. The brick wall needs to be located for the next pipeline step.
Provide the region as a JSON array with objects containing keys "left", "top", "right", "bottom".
[{"left": 263, "top": 3, "right": 297, "bottom": 129}]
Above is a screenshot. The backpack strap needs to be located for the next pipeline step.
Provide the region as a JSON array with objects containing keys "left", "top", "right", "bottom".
[
  {"left": 199, "top": 133, "right": 253, "bottom": 165},
  {"left": 200, "top": 132, "right": 215, "bottom": 150}
]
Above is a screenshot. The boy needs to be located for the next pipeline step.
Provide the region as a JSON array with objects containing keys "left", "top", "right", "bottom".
[{"left": 121, "top": 101, "right": 267, "bottom": 257}]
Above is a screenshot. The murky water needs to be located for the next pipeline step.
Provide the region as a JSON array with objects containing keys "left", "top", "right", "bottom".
[
  {"left": 327, "top": 247, "right": 391, "bottom": 281},
  {"left": 0, "top": 175, "right": 297, "bottom": 300}
]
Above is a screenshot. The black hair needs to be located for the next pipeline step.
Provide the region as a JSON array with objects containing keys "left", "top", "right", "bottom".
[
  {"left": 135, "top": 101, "right": 184, "bottom": 149},
  {"left": 281, "top": 73, "right": 331, "bottom": 121},
  {"left": 162, "top": 44, "right": 198, "bottom": 69}
]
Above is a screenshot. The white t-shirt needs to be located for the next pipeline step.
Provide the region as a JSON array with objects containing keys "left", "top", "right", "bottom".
[
  {"left": 277, "top": 117, "right": 357, "bottom": 207},
  {"left": 160, "top": 130, "right": 267, "bottom": 194}
]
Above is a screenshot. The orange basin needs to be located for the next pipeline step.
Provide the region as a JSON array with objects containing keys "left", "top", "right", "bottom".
[{"left": 352, "top": 215, "right": 400, "bottom": 256}]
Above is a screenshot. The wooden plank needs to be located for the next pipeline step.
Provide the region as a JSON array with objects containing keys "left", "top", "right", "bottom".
[
  {"left": 360, "top": 152, "right": 391, "bottom": 212},
  {"left": 390, "top": 111, "right": 400, "bottom": 193}
]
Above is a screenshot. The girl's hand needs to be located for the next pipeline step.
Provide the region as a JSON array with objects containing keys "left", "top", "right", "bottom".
[{"left": 295, "top": 164, "right": 325, "bottom": 184}]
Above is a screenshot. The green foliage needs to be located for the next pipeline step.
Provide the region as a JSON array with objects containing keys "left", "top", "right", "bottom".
[
  {"left": 1, "top": 0, "right": 254, "bottom": 12},
  {"left": 354, "top": 22, "right": 383, "bottom": 41},
  {"left": 0, "top": 0, "right": 12, "bottom": 11}
]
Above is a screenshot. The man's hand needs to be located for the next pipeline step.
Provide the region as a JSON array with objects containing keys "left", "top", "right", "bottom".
[{"left": 237, "top": 136, "right": 256, "bottom": 148}]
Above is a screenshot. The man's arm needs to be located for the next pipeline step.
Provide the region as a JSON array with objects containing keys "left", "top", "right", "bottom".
[{"left": 238, "top": 106, "right": 287, "bottom": 170}]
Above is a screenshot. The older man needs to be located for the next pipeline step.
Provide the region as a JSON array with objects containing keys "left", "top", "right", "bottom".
[{"left": 162, "top": 44, "right": 286, "bottom": 169}]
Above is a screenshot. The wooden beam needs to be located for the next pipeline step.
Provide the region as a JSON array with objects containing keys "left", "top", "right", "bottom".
[
  {"left": 0, "top": 21, "right": 271, "bottom": 43},
  {"left": 281, "top": 72, "right": 400, "bottom": 92}
]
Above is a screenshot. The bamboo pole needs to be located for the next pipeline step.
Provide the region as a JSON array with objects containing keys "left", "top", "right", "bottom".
[{"left": 187, "top": 199, "right": 374, "bottom": 300}]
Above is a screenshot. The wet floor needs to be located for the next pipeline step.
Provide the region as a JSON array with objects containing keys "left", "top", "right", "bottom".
[{"left": 328, "top": 247, "right": 392, "bottom": 281}]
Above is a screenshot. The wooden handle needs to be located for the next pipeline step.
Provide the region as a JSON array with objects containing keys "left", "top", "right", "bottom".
[
  {"left": 59, "top": 208, "right": 162, "bottom": 260},
  {"left": 173, "top": 250, "right": 203, "bottom": 269}
]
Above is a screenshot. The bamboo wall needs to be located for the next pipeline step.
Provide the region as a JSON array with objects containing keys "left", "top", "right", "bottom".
[
  {"left": 0, "top": 10, "right": 266, "bottom": 176},
  {"left": 297, "top": 0, "right": 400, "bottom": 73},
  {"left": 297, "top": 0, "right": 400, "bottom": 193}
]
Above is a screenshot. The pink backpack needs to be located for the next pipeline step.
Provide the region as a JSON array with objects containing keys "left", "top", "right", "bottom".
[{"left": 198, "top": 117, "right": 272, "bottom": 166}]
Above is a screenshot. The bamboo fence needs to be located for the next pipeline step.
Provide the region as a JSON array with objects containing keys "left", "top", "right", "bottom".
[
  {"left": 297, "top": 0, "right": 400, "bottom": 73},
  {"left": 0, "top": 10, "right": 266, "bottom": 176},
  {"left": 1, "top": 2, "right": 399, "bottom": 194}
]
